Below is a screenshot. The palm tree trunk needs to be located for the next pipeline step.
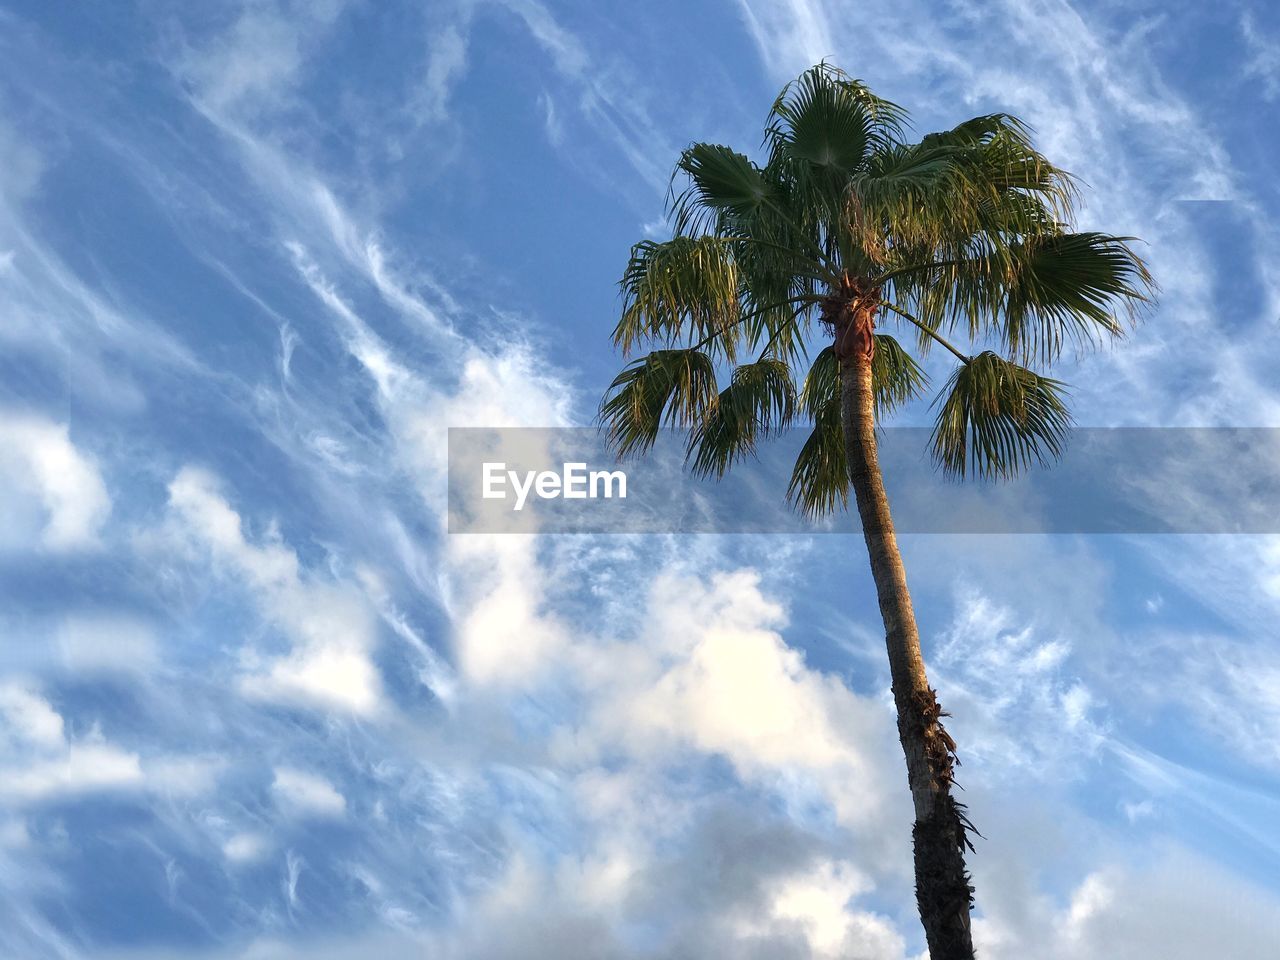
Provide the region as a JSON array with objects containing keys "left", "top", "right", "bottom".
[{"left": 839, "top": 345, "right": 976, "bottom": 960}]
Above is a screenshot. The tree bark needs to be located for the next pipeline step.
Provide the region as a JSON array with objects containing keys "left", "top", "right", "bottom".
[{"left": 839, "top": 338, "right": 976, "bottom": 960}]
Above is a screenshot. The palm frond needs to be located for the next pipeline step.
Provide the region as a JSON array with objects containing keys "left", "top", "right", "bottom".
[
  {"left": 886, "top": 230, "right": 1153, "bottom": 361},
  {"left": 616, "top": 237, "right": 741, "bottom": 357},
  {"left": 920, "top": 113, "right": 1030, "bottom": 148},
  {"left": 859, "top": 113, "right": 1077, "bottom": 276},
  {"left": 766, "top": 66, "right": 878, "bottom": 177},
  {"left": 872, "top": 334, "right": 929, "bottom": 414},
  {"left": 789, "top": 336, "right": 922, "bottom": 516},
  {"left": 800, "top": 345, "right": 840, "bottom": 420},
  {"left": 930, "top": 352, "right": 1072, "bottom": 479},
  {"left": 687, "top": 358, "right": 797, "bottom": 477},
  {"left": 671, "top": 144, "right": 772, "bottom": 236},
  {"left": 787, "top": 411, "right": 848, "bottom": 517},
  {"left": 599, "top": 349, "right": 718, "bottom": 458},
  {"left": 1001, "top": 232, "right": 1155, "bottom": 362},
  {"left": 769, "top": 62, "right": 907, "bottom": 151},
  {"left": 803, "top": 336, "right": 927, "bottom": 422},
  {"left": 847, "top": 142, "right": 972, "bottom": 260},
  {"left": 788, "top": 346, "right": 847, "bottom": 516},
  {"left": 924, "top": 113, "right": 1077, "bottom": 218}
]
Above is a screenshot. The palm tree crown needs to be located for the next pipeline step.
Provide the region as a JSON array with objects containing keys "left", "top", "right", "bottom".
[{"left": 601, "top": 62, "right": 1154, "bottom": 509}]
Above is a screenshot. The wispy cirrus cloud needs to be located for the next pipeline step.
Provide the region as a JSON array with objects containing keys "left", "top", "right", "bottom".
[{"left": 1241, "top": 11, "right": 1280, "bottom": 102}]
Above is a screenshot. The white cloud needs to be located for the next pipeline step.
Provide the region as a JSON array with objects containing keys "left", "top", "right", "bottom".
[
  {"left": 732, "top": 0, "right": 833, "bottom": 78},
  {"left": 272, "top": 767, "right": 346, "bottom": 818},
  {"left": 0, "top": 414, "right": 110, "bottom": 552},
  {"left": 166, "top": 466, "right": 384, "bottom": 716},
  {"left": 416, "top": 21, "right": 469, "bottom": 122},
  {"left": 448, "top": 536, "right": 569, "bottom": 686},
  {"left": 56, "top": 615, "right": 158, "bottom": 675},
  {"left": 538, "top": 91, "right": 563, "bottom": 146},
  {"left": 223, "top": 831, "right": 270, "bottom": 864},
  {"left": 418, "top": 841, "right": 909, "bottom": 960},
  {"left": 178, "top": 0, "right": 350, "bottom": 117},
  {"left": 932, "top": 588, "right": 1105, "bottom": 778},
  {"left": 232, "top": 572, "right": 383, "bottom": 714},
  {"left": 1241, "top": 12, "right": 1280, "bottom": 102},
  {"left": 495, "top": 0, "right": 677, "bottom": 193},
  {"left": 0, "top": 683, "right": 65, "bottom": 748},
  {"left": 976, "top": 848, "right": 1280, "bottom": 960},
  {"left": 561, "top": 569, "right": 901, "bottom": 835},
  {"left": 282, "top": 242, "right": 573, "bottom": 690},
  {"left": 1119, "top": 626, "right": 1280, "bottom": 773},
  {"left": 742, "top": 859, "right": 905, "bottom": 958},
  {"left": 3, "top": 742, "right": 145, "bottom": 802},
  {"left": 0, "top": 683, "right": 141, "bottom": 802},
  {"left": 0, "top": 682, "right": 221, "bottom": 806}
]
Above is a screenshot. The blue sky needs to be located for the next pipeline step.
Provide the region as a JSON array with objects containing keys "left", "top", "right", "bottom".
[{"left": 1, "top": 0, "right": 1279, "bottom": 957}]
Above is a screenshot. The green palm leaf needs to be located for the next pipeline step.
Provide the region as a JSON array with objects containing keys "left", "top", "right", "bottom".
[
  {"left": 930, "top": 351, "right": 1072, "bottom": 479},
  {"left": 672, "top": 144, "right": 772, "bottom": 236},
  {"left": 803, "top": 337, "right": 927, "bottom": 424},
  {"left": 766, "top": 66, "right": 878, "bottom": 177},
  {"left": 872, "top": 334, "right": 929, "bottom": 414},
  {"left": 600, "top": 349, "right": 718, "bottom": 458},
  {"left": 687, "top": 358, "right": 797, "bottom": 477},
  {"left": 787, "top": 411, "right": 848, "bottom": 517},
  {"left": 616, "top": 237, "right": 741, "bottom": 357},
  {"left": 1001, "top": 232, "right": 1154, "bottom": 362}
]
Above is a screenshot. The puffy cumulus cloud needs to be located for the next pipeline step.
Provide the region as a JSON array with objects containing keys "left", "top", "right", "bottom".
[
  {"left": 0, "top": 683, "right": 65, "bottom": 750},
  {"left": 427, "top": 345, "right": 573, "bottom": 688},
  {"left": 327, "top": 558, "right": 917, "bottom": 959},
  {"left": 0, "top": 414, "right": 110, "bottom": 552},
  {"left": 415, "top": 810, "right": 910, "bottom": 960},
  {"left": 736, "top": 858, "right": 907, "bottom": 959},
  {"left": 975, "top": 847, "right": 1280, "bottom": 960},
  {"left": 0, "top": 681, "right": 217, "bottom": 805},
  {"left": 3, "top": 742, "right": 145, "bottom": 801},
  {"left": 565, "top": 569, "right": 901, "bottom": 833},
  {"left": 271, "top": 767, "right": 347, "bottom": 819},
  {"left": 447, "top": 535, "right": 569, "bottom": 686},
  {"left": 166, "top": 466, "right": 384, "bottom": 716}
]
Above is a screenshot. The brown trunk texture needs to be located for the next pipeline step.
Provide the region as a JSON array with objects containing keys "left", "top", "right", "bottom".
[{"left": 833, "top": 293, "right": 976, "bottom": 960}]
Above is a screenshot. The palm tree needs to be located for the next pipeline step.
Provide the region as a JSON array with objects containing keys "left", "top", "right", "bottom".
[{"left": 599, "top": 63, "right": 1153, "bottom": 959}]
